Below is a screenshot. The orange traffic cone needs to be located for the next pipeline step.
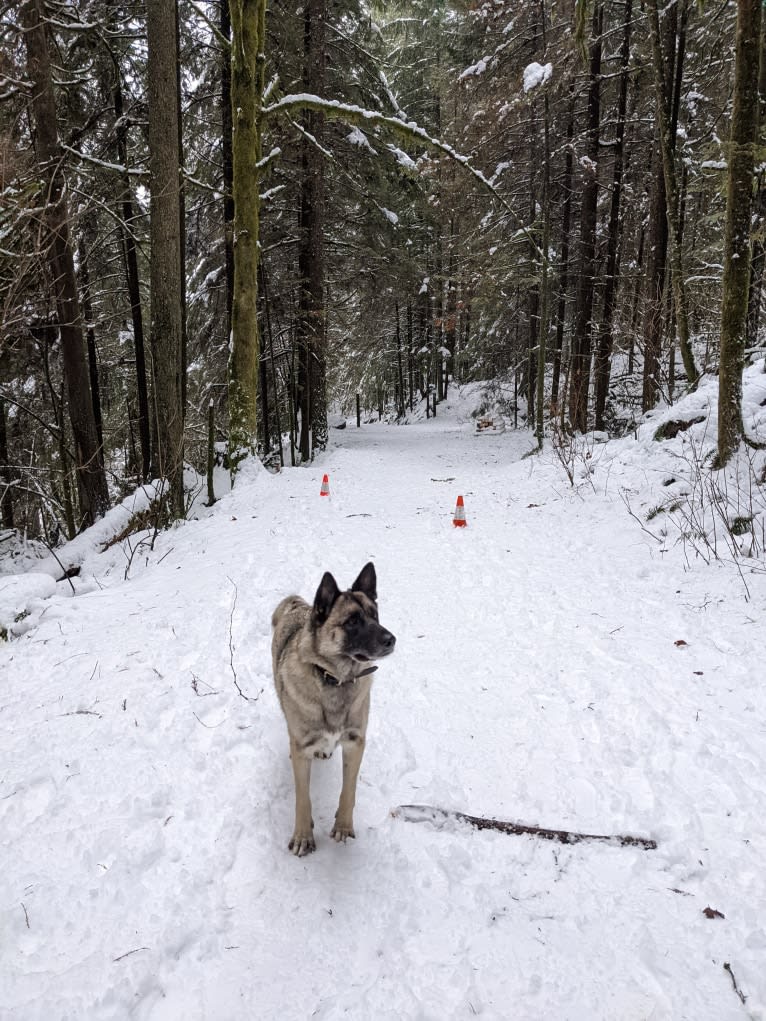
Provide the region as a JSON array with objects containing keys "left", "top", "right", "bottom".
[
  {"left": 453, "top": 494, "right": 467, "bottom": 527},
  {"left": 320, "top": 473, "right": 331, "bottom": 497}
]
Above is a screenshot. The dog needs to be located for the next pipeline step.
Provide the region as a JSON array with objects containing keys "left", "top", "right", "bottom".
[{"left": 271, "top": 562, "right": 396, "bottom": 856}]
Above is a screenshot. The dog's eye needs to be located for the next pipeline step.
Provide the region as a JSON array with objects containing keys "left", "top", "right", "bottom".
[{"left": 347, "top": 613, "right": 362, "bottom": 630}]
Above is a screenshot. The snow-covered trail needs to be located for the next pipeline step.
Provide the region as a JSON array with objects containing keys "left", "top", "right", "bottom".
[{"left": 2, "top": 392, "right": 765, "bottom": 1020}]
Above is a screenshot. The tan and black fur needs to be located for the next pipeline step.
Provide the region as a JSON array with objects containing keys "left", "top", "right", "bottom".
[{"left": 271, "top": 562, "right": 395, "bottom": 856}]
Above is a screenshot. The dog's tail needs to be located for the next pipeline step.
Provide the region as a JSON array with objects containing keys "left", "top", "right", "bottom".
[{"left": 271, "top": 595, "right": 307, "bottom": 631}]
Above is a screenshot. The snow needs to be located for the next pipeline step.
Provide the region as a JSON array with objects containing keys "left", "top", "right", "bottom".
[
  {"left": 523, "top": 61, "right": 553, "bottom": 93},
  {"left": 490, "top": 160, "right": 512, "bottom": 185},
  {"left": 0, "top": 482, "right": 163, "bottom": 584},
  {"left": 2, "top": 381, "right": 766, "bottom": 1019},
  {"left": 579, "top": 155, "right": 598, "bottom": 174},
  {"left": 460, "top": 56, "right": 491, "bottom": 80},
  {"left": 0, "top": 573, "right": 56, "bottom": 634},
  {"left": 346, "top": 127, "right": 378, "bottom": 155},
  {"left": 387, "top": 145, "right": 418, "bottom": 171}
]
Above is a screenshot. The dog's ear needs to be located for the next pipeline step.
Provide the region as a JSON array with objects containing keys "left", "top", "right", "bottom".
[
  {"left": 351, "top": 562, "right": 377, "bottom": 601},
  {"left": 313, "top": 571, "right": 341, "bottom": 623}
]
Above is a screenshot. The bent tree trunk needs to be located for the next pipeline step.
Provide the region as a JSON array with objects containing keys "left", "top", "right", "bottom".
[
  {"left": 22, "top": 0, "right": 109, "bottom": 526},
  {"left": 718, "top": 0, "right": 763, "bottom": 464}
]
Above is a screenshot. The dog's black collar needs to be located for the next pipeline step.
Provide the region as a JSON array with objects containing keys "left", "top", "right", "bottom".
[{"left": 318, "top": 664, "right": 378, "bottom": 687}]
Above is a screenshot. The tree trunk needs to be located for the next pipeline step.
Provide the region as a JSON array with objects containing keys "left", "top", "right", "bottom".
[
  {"left": 407, "top": 302, "right": 415, "bottom": 411},
  {"left": 228, "top": 0, "right": 266, "bottom": 470},
  {"left": 746, "top": 16, "right": 766, "bottom": 349},
  {"left": 0, "top": 393, "right": 13, "bottom": 529},
  {"left": 642, "top": 1, "right": 678, "bottom": 412},
  {"left": 295, "top": 0, "right": 327, "bottom": 460},
  {"left": 593, "top": 0, "right": 632, "bottom": 431},
  {"left": 629, "top": 226, "right": 644, "bottom": 375},
  {"left": 78, "top": 244, "right": 105, "bottom": 461},
  {"left": 221, "top": 0, "right": 235, "bottom": 346},
  {"left": 647, "top": 0, "right": 700, "bottom": 392},
  {"left": 175, "top": 0, "right": 188, "bottom": 421},
  {"left": 21, "top": 0, "right": 109, "bottom": 526},
  {"left": 444, "top": 235, "right": 456, "bottom": 399},
  {"left": 569, "top": 2, "right": 602, "bottom": 433},
  {"left": 642, "top": 149, "right": 668, "bottom": 410},
  {"left": 114, "top": 75, "right": 151, "bottom": 481},
  {"left": 396, "top": 301, "right": 406, "bottom": 419},
  {"left": 718, "top": 0, "right": 763, "bottom": 463},
  {"left": 536, "top": 93, "right": 551, "bottom": 448},
  {"left": 434, "top": 235, "right": 445, "bottom": 403},
  {"left": 147, "top": 0, "right": 185, "bottom": 516},
  {"left": 257, "top": 263, "right": 271, "bottom": 455},
  {"left": 551, "top": 84, "right": 574, "bottom": 412}
]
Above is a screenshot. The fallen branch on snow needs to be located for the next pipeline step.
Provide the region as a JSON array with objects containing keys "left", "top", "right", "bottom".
[
  {"left": 723, "top": 962, "right": 747, "bottom": 1005},
  {"left": 392, "top": 804, "right": 657, "bottom": 850}
]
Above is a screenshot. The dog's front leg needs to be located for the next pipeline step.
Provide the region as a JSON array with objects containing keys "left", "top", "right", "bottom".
[
  {"left": 289, "top": 738, "right": 315, "bottom": 856},
  {"left": 331, "top": 735, "right": 365, "bottom": 842}
]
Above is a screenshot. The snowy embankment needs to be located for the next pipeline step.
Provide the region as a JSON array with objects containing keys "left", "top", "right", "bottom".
[{"left": 2, "top": 376, "right": 766, "bottom": 1020}]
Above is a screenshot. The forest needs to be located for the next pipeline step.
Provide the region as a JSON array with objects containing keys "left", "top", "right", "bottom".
[
  {"left": 1, "top": 0, "right": 764, "bottom": 542},
  {"left": 4, "top": 4, "right": 766, "bottom": 1014}
]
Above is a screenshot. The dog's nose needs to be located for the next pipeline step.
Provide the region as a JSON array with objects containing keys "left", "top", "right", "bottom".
[{"left": 381, "top": 630, "right": 396, "bottom": 651}]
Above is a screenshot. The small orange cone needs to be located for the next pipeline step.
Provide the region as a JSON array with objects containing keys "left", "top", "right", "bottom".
[
  {"left": 453, "top": 494, "right": 467, "bottom": 527},
  {"left": 320, "top": 473, "right": 330, "bottom": 497}
]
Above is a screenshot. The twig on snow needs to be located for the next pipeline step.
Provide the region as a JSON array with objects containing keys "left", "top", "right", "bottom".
[
  {"left": 226, "top": 577, "right": 260, "bottom": 703},
  {"left": 113, "top": 947, "right": 150, "bottom": 963},
  {"left": 40, "top": 537, "right": 76, "bottom": 594},
  {"left": 619, "top": 490, "right": 664, "bottom": 545},
  {"left": 21, "top": 903, "right": 29, "bottom": 928},
  {"left": 192, "top": 711, "right": 226, "bottom": 728},
  {"left": 723, "top": 962, "right": 747, "bottom": 1005},
  {"left": 393, "top": 804, "right": 657, "bottom": 850}
]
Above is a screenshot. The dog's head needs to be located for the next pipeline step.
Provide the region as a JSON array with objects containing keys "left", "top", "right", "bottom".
[{"left": 312, "top": 562, "right": 396, "bottom": 665}]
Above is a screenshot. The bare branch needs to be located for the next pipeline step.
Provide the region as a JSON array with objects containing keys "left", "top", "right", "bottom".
[{"left": 393, "top": 804, "right": 657, "bottom": 850}]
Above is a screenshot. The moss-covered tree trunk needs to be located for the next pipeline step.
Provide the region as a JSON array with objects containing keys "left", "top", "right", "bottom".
[
  {"left": 718, "top": 0, "right": 763, "bottom": 464},
  {"left": 228, "top": 0, "right": 266, "bottom": 472}
]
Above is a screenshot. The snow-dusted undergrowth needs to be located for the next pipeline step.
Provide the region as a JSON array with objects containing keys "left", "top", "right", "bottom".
[{"left": 2, "top": 373, "right": 765, "bottom": 1019}]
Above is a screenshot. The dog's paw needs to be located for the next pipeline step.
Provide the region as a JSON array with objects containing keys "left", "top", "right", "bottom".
[
  {"left": 330, "top": 821, "right": 356, "bottom": 843},
  {"left": 288, "top": 831, "right": 316, "bottom": 856}
]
